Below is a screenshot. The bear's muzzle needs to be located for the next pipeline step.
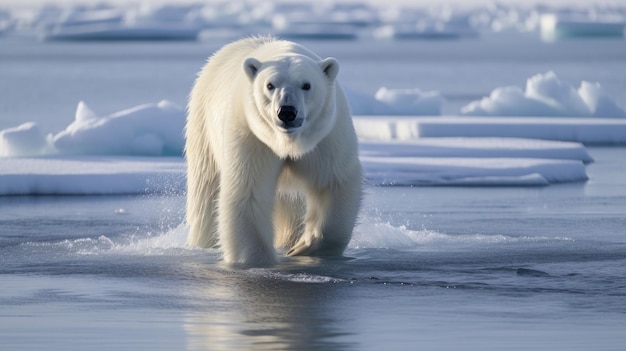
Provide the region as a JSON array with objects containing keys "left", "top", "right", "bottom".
[{"left": 278, "top": 105, "right": 298, "bottom": 122}]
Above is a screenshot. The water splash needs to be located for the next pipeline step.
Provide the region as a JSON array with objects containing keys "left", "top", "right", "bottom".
[
  {"left": 19, "top": 224, "right": 197, "bottom": 257},
  {"left": 350, "top": 220, "right": 574, "bottom": 251}
]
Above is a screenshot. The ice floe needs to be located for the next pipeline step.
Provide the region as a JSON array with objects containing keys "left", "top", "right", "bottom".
[
  {"left": 359, "top": 138, "right": 593, "bottom": 163},
  {"left": 0, "top": 139, "right": 590, "bottom": 195},
  {"left": 540, "top": 13, "right": 626, "bottom": 42},
  {"left": 346, "top": 87, "right": 443, "bottom": 116},
  {"left": 1, "top": 102, "right": 599, "bottom": 194},
  {"left": 354, "top": 116, "right": 626, "bottom": 145},
  {"left": 2, "top": 1, "right": 625, "bottom": 41},
  {"left": 0, "top": 100, "right": 185, "bottom": 158},
  {"left": 0, "top": 157, "right": 185, "bottom": 196},
  {"left": 362, "top": 156, "right": 587, "bottom": 186},
  {"left": 3, "top": 68, "right": 624, "bottom": 194}
]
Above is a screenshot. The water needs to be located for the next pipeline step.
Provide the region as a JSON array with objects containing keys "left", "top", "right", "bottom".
[
  {"left": 2, "top": 33, "right": 626, "bottom": 350},
  {"left": 1, "top": 147, "right": 625, "bottom": 350}
]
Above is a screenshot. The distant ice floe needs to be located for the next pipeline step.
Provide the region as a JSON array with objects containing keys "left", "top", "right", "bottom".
[
  {"left": 41, "top": 6, "right": 201, "bottom": 41},
  {"left": 346, "top": 87, "right": 443, "bottom": 116},
  {"left": 461, "top": 71, "right": 626, "bottom": 118},
  {"left": 42, "top": 23, "right": 201, "bottom": 41},
  {"left": 540, "top": 13, "right": 626, "bottom": 41},
  {"left": 2, "top": 1, "right": 624, "bottom": 41},
  {"left": 270, "top": 3, "right": 374, "bottom": 40},
  {"left": 373, "top": 13, "right": 478, "bottom": 40}
]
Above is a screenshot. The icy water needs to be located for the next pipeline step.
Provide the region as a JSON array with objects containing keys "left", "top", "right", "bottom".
[
  {"left": 1, "top": 148, "right": 625, "bottom": 350},
  {"left": 2, "top": 33, "right": 626, "bottom": 350}
]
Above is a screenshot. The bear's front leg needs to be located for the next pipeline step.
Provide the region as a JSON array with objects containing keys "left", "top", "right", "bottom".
[
  {"left": 286, "top": 176, "right": 361, "bottom": 257},
  {"left": 286, "top": 187, "right": 329, "bottom": 257},
  {"left": 217, "top": 141, "right": 283, "bottom": 266}
]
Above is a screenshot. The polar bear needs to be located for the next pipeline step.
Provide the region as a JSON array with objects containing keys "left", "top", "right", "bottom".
[{"left": 185, "top": 37, "right": 362, "bottom": 266}]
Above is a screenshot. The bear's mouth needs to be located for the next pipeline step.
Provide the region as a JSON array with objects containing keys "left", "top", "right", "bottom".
[{"left": 279, "top": 119, "right": 303, "bottom": 132}]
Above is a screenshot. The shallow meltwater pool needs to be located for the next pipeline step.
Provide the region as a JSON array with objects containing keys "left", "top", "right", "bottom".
[{"left": 1, "top": 148, "right": 625, "bottom": 350}]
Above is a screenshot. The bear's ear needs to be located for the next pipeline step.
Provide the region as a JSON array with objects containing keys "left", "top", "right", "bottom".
[
  {"left": 243, "top": 57, "right": 262, "bottom": 81},
  {"left": 320, "top": 57, "right": 339, "bottom": 82}
]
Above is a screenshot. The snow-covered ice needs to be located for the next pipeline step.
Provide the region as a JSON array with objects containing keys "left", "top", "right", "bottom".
[
  {"left": 2, "top": 0, "right": 626, "bottom": 42},
  {"left": 362, "top": 156, "right": 587, "bottom": 186},
  {"left": 0, "top": 90, "right": 616, "bottom": 195},
  {"left": 0, "top": 100, "right": 185, "bottom": 157},
  {"left": 0, "top": 135, "right": 592, "bottom": 195},
  {"left": 359, "top": 138, "right": 593, "bottom": 163},
  {"left": 354, "top": 116, "right": 626, "bottom": 145},
  {"left": 0, "top": 156, "right": 185, "bottom": 196},
  {"left": 38, "top": 5, "right": 202, "bottom": 41},
  {"left": 373, "top": 87, "right": 443, "bottom": 116},
  {"left": 461, "top": 71, "right": 626, "bottom": 118},
  {"left": 52, "top": 100, "right": 184, "bottom": 156},
  {"left": 0, "top": 149, "right": 589, "bottom": 196},
  {"left": 0, "top": 122, "right": 48, "bottom": 157}
]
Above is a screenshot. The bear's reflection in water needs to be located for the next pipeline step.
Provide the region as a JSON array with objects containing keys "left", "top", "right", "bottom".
[{"left": 183, "top": 257, "right": 355, "bottom": 351}]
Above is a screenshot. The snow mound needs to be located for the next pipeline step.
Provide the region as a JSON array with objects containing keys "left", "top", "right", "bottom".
[
  {"left": 0, "top": 100, "right": 185, "bottom": 158},
  {"left": 52, "top": 100, "right": 185, "bottom": 156},
  {"left": 461, "top": 72, "right": 626, "bottom": 118},
  {"left": 0, "top": 122, "right": 49, "bottom": 157},
  {"left": 374, "top": 87, "right": 443, "bottom": 115}
]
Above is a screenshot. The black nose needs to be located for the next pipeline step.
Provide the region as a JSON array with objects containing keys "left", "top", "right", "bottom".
[{"left": 278, "top": 106, "right": 297, "bottom": 122}]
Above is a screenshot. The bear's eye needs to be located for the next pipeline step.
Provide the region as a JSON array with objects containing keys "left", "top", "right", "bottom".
[
  {"left": 302, "top": 82, "right": 311, "bottom": 91},
  {"left": 266, "top": 83, "right": 275, "bottom": 91}
]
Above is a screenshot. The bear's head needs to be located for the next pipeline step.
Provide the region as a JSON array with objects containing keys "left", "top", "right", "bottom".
[{"left": 243, "top": 54, "right": 340, "bottom": 158}]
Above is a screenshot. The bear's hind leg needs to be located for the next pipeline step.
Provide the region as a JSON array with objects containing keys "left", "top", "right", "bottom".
[{"left": 186, "top": 152, "right": 220, "bottom": 248}]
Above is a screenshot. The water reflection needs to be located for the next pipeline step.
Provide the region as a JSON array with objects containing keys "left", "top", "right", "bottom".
[{"left": 183, "top": 259, "right": 355, "bottom": 351}]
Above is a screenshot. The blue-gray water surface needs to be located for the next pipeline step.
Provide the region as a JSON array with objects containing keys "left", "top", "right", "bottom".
[{"left": 1, "top": 148, "right": 625, "bottom": 350}]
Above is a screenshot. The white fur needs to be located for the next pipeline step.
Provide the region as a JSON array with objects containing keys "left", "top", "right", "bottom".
[{"left": 185, "top": 37, "right": 362, "bottom": 266}]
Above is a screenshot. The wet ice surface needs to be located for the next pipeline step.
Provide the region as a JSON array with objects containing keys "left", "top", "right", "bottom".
[{"left": 1, "top": 148, "right": 625, "bottom": 351}]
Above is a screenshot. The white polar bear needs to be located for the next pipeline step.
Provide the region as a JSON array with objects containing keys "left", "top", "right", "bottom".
[{"left": 185, "top": 37, "right": 362, "bottom": 266}]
